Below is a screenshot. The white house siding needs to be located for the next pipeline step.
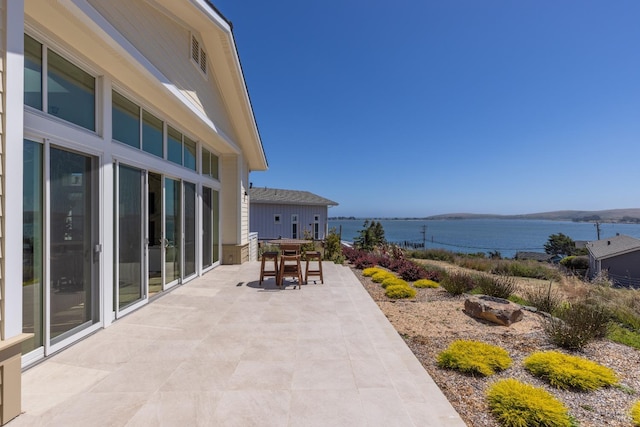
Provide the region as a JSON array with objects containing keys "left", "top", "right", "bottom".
[
  {"left": 87, "top": 0, "right": 236, "bottom": 143},
  {"left": 251, "top": 203, "right": 329, "bottom": 241},
  {"left": 0, "top": 0, "right": 4, "bottom": 338}
]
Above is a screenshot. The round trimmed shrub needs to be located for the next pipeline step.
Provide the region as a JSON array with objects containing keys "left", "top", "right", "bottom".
[
  {"left": 524, "top": 351, "right": 618, "bottom": 391},
  {"left": 413, "top": 279, "right": 439, "bottom": 288},
  {"left": 631, "top": 401, "right": 640, "bottom": 426},
  {"left": 487, "top": 379, "right": 572, "bottom": 427},
  {"left": 371, "top": 271, "right": 395, "bottom": 283},
  {"left": 437, "top": 340, "right": 512, "bottom": 376},
  {"left": 363, "top": 267, "right": 384, "bottom": 277},
  {"left": 384, "top": 284, "right": 416, "bottom": 299},
  {"left": 381, "top": 277, "right": 408, "bottom": 289}
]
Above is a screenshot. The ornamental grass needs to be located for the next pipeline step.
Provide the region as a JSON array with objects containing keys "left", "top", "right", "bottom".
[
  {"left": 384, "top": 284, "right": 416, "bottom": 299},
  {"left": 381, "top": 277, "right": 409, "bottom": 289},
  {"left": 486, "top": 378, "right": 572, "bottom": 427},
  {"left": 523, "top": 351, "right": 618, "bottom": 391},
  {"left": 631, "top": 401, "right": 640, "bottom": 426},
  {"left": 362, "top": 267, "right": 384, "bottom": 277},
  {"left": 413, "top": 279, "right": 440, "bottom": 288},
  {"left": 437, "top": 340, "right": 512, "bottom": 377},
  {"left": 371, "top": 271, "right": 395, "bottom": 283}
]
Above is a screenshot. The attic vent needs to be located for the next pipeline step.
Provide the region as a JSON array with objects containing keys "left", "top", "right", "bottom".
[{"left": 191, "top": 34, "right": 207, "bottom": 76}]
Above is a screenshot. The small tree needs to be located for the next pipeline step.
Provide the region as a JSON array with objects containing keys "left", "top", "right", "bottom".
[
  {"left": 323, "top": 227, "right": 342, "bottom": 262},
  {"left": 544, "top": 233, "right": 576, "bottom": 257},
  {"left": 354, "top": 220, "right": 386, "bottom": 251}
]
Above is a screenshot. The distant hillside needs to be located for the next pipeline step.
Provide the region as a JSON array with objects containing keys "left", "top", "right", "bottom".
[{"left": 424, "top": 209, "right": 640, "bottom": 223}]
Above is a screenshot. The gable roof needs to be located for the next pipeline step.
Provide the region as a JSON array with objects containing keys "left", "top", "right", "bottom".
[
  {"left": 586, "top": 234, "right": 640, "bottom": 260},
  {"left": 249, "top": 187, "right": 338, "bottom": 207}
]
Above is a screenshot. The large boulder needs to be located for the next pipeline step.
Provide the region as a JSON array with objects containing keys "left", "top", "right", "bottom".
[{"left": 464, "top": 295, "right": 524, "bottom": 326}]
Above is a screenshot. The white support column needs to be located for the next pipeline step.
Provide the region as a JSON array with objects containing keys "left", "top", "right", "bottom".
[{"left": 3, "top": 0, "right": 25, "bottom": 339}]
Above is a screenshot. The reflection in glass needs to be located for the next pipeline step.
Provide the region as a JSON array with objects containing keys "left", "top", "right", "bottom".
[
  {"left": 202, "top": 187, "right": 213, "bottom": 268},
  {"left": 24, "top": 34, "right": 43, "bottom": 110},
  {"left": 49, "top": 147, "right": 98, "bottom": 343},
  {"left": 118, "top": 165, "right": 144, "bottom": 310},
  {"left": 184, "top": 182, "right": 196, "bottom": 277},
  {"left": 112, "top": 91, "right": 140, "bottom": 149},
  {"left": 184, "top": 137, "right": 197, "bottom": 171},
  {"left": 167, "top": 126, "right": 182, "bottom": 165},
  {"left": 22, "top": 140, "right": 43, "bottom": 354},
  {"left": 202, "top": 149, "right": 211, "bottom": 177},
  {"left": 213, "top": 190, "right": 220, "bottom": 263},
  {"left": 165, "top": 178, "right": 181, "bottom": 284},
  {"left": 142, "top": 111, "right": 163, "bottom": 157},
  {"left": 147, "top": 173, "right": 163, "bottom": 295},
  {"left": 48, "top": 50, "right": 95, "bottom": 131}
]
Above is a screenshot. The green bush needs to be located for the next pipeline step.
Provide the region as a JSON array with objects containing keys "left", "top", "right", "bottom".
[
  {"left": 543, "top": 300, "right": 610, "bottom": 350},
  {"left": 440, "top": 272, "right": 475, "bottom": 296},
  {"left": 486, "top": 379, "right": 572, "bottom": 427},
  {"left": 476, "top": 274, "right": 517, "bottom": 299},
  {"left": 524, "top": 281, "right": 564, "bottom": 314},
  {"left": 437, "top": 340, "right": 512, "bottom": 376},
  {"left": 381, "top": 277, "right": 408, "bottom": 289},
  {"left": 412, "top": 248, "right": 455, "bottom": 262},
  {"left": 384, "top": 284, "right": 416, "bottom": 299},
  {"left": 413, "top": 279, "right": 440, "bottom": 288},
  {"left": 631, "top": 401, "right": 640, "bottom": 426},
  {"left": 524, "top": 351, "right": 618, "bottom": 391},
  {"left": 371, "top": 271, "right": 394, "bottom": 283}
]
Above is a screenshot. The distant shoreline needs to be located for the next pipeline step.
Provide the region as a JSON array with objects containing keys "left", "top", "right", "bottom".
[{"left": 330, "top": 208, "right": 640, "bottom": 224}]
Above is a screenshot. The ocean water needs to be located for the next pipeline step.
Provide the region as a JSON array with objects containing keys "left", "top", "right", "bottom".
[{"left": 328, "top": 219, "right": 640, "bottom": 258}]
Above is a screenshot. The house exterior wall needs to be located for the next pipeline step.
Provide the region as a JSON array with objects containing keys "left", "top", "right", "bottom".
[
  {"left": 250, "top": 203, "right": 330, "bottom": 241},
  {"left": 600, "top": 250, "right": 640, "bottom": 285},
  {"left": 9, "top": 0, "right": 263, "bottom": 372},
  {"left": 87, "top": 0, "right": 236, "bottom": 143}
]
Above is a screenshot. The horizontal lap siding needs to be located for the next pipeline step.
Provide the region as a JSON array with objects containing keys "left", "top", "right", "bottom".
[
  {"left": 0, "top": 0, "right": 5, "bottom": 338},
  {"left": 251, "top": 204, "right": 328, "bottom": 241},
  {"left": 87, "top": 0, "right": 235, "bottom": 141}
]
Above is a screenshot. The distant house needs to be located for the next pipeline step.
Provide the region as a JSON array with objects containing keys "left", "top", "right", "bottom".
[
  {"left": 515, "top": 252, "right": 562, "bottom": 263},
  {"left": 250, "top": 187, "right": 338, "bottom": 241},
  {"left": 586, "top": 235, "right": 640, "bottom": 287}
]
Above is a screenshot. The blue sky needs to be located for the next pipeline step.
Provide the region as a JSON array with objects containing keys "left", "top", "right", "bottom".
[{"left": 214, "top": 1, "right": 640, "bottom": 218}]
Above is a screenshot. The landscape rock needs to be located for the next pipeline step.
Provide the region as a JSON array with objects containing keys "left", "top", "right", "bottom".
[{"left": 464, "top": 295, "right": 524, "bottom": 326}]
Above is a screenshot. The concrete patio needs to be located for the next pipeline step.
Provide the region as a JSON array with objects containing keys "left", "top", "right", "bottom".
[{"left": 11, "top": 262, "right": 465, "bottom": 426}]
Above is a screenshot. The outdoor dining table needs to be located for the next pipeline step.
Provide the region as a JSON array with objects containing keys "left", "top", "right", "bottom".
[{"left": 267, "top": 238, "right": 312, "bottom": 254}]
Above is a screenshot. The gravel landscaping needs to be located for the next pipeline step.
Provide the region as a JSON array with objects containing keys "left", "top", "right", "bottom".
[{"left": 351, "top": 265, "right": 640, "bottom": 427}]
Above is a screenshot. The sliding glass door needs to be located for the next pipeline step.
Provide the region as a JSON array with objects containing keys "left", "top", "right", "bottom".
[
  {"left": 49, "top": 147, "right": 99, "bottom": 344},
  {"left": 184, "top": 182, "right": 197, "bottom": 278},
  {"left": 164, "top": 177, "right": 181, "bottom": 287},
  {"left": 116, "top": 164, "right": 145, "bottom": 312}
]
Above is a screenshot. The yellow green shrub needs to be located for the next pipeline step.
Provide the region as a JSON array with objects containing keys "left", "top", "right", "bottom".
[
  {"left": 631, "top": 401, "right": 640, "bottom": 426},
  {"left": 384, "top": 284, "right": 416, "bottom": 299},
  {"left": 372, "top": 271, "right": 395, "bottom": 283},
  {"left": 381, "top": 277, "right": 408, "bottom": 289},
  {"left": 437, "top": 340, "right": 512, "bottom": 376},
  {"left": 487, "top": 378, "right": 572, "bottom": 427},
  {"left": 363, "top": 267, "right": 384, "bottom": 277},
  {"left": 413, "top": 279, "right": 440, "bottom": 288},
  {"left": 524, "top": 351, "right": 618, "bottom": 391}
]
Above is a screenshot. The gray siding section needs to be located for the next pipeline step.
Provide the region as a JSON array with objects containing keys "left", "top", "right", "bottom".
[
  {"left": 600, "top": 250, "right": 640, "bottom": 286},
  {"left": 251, "top": 203, "right": 329, "bottom": 241}
]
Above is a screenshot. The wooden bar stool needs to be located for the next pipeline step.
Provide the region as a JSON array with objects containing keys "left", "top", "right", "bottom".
[
  {"left": 304, "top": 251, "right": 324, "bottom": 284},
  {"left": 277, "top": 254, "right": 303, "bottom": 289},
  {"left": 259, "top": 251, "right": 279, "bottom": 286}
]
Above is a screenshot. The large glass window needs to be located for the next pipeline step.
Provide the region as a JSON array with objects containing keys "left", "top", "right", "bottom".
[
  {"left": 184, "top": 137, "right": 197, "bottom": 171},
  {"left": 184, "top": 182, "right": 196, "bottom": 277},
  {"left": 167, "top": 126, "right": 183, "bottom": 165},
  {"left": 202, "top": 148, "right": 219, "bottom": 179},
  {"left": 213, "top": 190, "right": 220, "bottom": 263},
  {"left": 47, "top": 50, "right": 96, "bottom": 131},
  {"left": 112, "top": 91, "right": 141, "bottom": 148},
  {"left": 24, "top": 35, "right": 43, "bottom": 110},
  {"left": 22, "top": 139, "right": 44, "bottom": 354},
  {"left": 202, "top": 187, "right": 213, "bottom": 268},
  {"left": 142, "top": 110, "right": 163, "bottom": 157}
]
